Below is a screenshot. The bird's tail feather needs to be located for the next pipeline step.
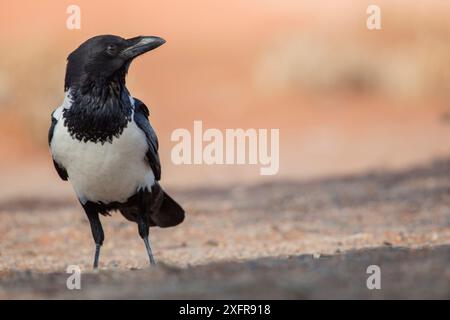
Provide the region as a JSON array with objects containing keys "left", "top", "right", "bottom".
[
  {"left": 151, "top": 191, "right": 185, "bottom": 228},
  {"left": 119, "top": 189, "right": 184, "bottom": 228}
]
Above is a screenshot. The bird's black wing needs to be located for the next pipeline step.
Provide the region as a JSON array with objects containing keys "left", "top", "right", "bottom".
[
  {"left": 49, "top": 112, "right": 68, "bottom": 181},
  {"left": 133, "top": 98, "right": 161, "bottom": 181}
]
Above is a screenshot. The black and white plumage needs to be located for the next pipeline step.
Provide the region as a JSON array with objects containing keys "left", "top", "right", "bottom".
[{"left": 49, "top": 35, "right": 184, "bottom": 269}]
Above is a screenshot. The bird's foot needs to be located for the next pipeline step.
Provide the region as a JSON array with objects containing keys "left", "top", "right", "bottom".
[
  {"left": 93, "top": 243, "right": 101, "bottom": 270},
  {"left": 143, "top": 236, "right": 156, "bottom": 265}
]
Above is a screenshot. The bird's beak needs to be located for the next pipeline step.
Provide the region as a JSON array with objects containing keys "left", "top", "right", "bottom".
[{"left": 120, "top": 36, "right": 166, "bottom": 60}]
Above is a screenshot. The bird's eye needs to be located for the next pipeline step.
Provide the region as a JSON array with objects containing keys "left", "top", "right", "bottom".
[{"left": 106, "top": 44, "right": 117, "bottom": 56}]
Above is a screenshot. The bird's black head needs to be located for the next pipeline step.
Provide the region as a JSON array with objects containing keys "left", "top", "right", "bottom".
[
  {"left": 62, "top": 35, "right": 165, "bottom": 143},
  {"left": 64, "top": 35, "right": 165, "bottom": 91}
]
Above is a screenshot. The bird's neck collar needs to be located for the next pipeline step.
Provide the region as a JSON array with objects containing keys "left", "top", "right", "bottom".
[{"left": 62, "top": 78, "right": 133, "bottom": 143}]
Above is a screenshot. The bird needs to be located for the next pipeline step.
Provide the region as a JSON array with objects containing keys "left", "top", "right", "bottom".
[{"left": 48, "top": 35, "right": 185, "bottom": 269}]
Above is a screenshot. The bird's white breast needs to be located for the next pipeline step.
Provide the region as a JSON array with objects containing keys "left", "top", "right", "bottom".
[{"left": 51, "top": 109, "right": 155, "bottom": 204}]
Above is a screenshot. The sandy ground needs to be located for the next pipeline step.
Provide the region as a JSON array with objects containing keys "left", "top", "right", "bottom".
[
  {"left": 0, "top": 158, "right": 449, "bottom": 299},
  {"left": 1, "top": 245, "right": 448, "bottom": 299}
]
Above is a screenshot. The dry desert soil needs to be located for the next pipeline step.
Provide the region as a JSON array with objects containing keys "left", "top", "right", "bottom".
[{"left": 0, "top": 159, "right": 449, "bottom": 299}]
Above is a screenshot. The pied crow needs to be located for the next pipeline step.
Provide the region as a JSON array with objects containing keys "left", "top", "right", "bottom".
[{"left": 49, "top": 35, "right": 185, "bottom": 269}]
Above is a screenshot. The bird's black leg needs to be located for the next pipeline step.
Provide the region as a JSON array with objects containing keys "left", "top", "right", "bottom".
[
  {"left": 137, "top": 191, "right": 156, "bottom": 265},
  {"left": 137, "top": 213, "right": 155, "bottom": 265},
  {"left": 82, "top": 203, "right": 104, "bottom": 270}
]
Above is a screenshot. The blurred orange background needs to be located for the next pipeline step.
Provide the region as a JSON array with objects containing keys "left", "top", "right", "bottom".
[{"left": 0, "top": 0, "right": 449, "bottom": 199}]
